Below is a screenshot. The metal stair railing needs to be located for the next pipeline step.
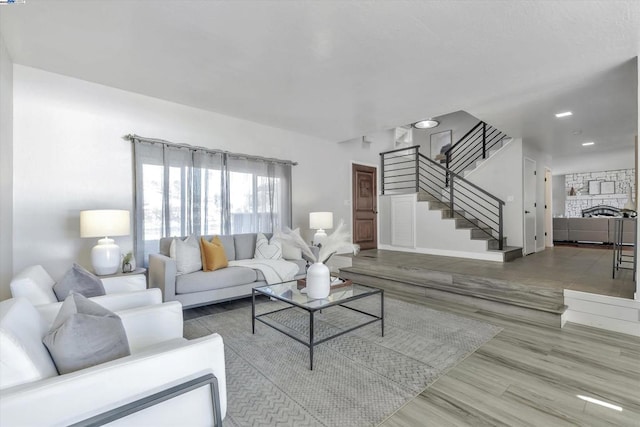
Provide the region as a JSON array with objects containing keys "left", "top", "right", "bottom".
[
  {"left": 445, "top": 121, "right": 509, "bottom": 178},
  {"left": 380, "top": 145, "right": 505, "bottom": 249}
]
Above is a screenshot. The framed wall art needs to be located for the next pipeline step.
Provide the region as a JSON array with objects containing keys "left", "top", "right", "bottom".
[
  {"left": 588, "top": 180, "right": 601, "bottom": 195},
  {"left": 430, "top": 130, "right": 452, "bottom": 164},
  {"left": 600, "top": 181, "right": 615, "bottom": 194}
]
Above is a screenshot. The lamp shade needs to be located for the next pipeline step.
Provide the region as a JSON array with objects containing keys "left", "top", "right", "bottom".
[
  {"left": 309, "top": 212, "right": 333, "bottom": 230},
  {"left": 80, "top": 210, "right": 130, "bottom": 238}
]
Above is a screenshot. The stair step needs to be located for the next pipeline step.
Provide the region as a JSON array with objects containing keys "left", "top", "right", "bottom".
[
  {"left": 487, "top": 237, "right": 508, "bottom": 250},
  {"left": 488, "top": 246, "right": 523, "bottom": 262},
  {"left": 470, "top": 227, "right": 493, "bottom": 238},
  {"left": 340, "top": 255, "right": 563, "bottom": 328},
  {"left": 455, "top": 218, "right": 479, "bottom": 228},
  {"left": 417, "top": 192, "right": 436, "bottom": 202},
  {"left": 427, "top": 200, "right": 449, "bottom": 210}
]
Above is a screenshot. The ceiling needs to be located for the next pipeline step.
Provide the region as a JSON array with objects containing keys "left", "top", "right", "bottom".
[{"left": 0, "top": 1, "right": 638, "bottom": 160}]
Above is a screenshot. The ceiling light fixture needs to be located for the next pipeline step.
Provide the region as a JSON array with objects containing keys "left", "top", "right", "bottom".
[
  {"left": 412, "top": 119, "right": 439, "bottom": 129},
  {"left": 582, "top": 142, "right": 595, "bottom": 146},
  {"left": 555, "top": 111, "right": 573, "bottom": 118}
]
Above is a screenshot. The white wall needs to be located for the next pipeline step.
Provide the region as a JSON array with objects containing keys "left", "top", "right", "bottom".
[
  {"left": 523, "top": 142, "right": 553, "bottom": 251},
  {"left": 552, "top": 175, "right": 566, "bottom": 217},
  {"left": 10, "top": 66, "right": 385, "bottom": 294},
  {"left": 465, "top": 139, "right": 524, "bottom": 247},
  {"left": 0, "top": 35, "right": 13, "bottom": 300},
  {"left": 553, "top": 148, "right": 634, "bottom": 175},
  {"left": 412, "top": 110, "right": 479, "bottom": 158}
]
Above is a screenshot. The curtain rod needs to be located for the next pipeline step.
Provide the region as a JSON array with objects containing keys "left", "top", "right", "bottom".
[{"left": 123, "top": 134, "right": 298, "bottom": 166}]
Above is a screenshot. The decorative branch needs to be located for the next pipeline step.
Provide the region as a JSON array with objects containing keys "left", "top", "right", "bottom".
[{"left": 274, "top": 227, "right": 317, "bottom": 262}]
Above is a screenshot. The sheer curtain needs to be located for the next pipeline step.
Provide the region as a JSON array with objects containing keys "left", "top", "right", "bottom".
[
  {"left": 133, "top": 138, "right": 292, "bottom": 265},
  {"left": 226, "top": 155, "right": 292, "bottom": 234}
]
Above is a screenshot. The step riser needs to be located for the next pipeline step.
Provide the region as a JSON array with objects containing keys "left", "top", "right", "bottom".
[{"left": 340, "top": 269, "right": 565, "bottom": 328}]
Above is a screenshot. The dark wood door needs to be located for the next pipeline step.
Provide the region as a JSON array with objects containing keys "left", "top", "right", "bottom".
[{"left": 352, "top": 164, "right": 378, "bottom": 250}]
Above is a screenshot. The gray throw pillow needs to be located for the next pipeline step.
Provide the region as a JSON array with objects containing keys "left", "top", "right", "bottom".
[
  {"left": 42, "top": 293, "right": 130, "bottom": 374},
  {"left": 53, "top": 263, "right": 106, "bottom": 301}
]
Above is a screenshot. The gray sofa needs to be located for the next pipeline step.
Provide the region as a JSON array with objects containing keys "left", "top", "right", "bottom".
[
  {"left": 553, "top": 218, "right": 636, "bottom": 244},
  {"left": 149, "top": 233, "right": 308, "bottom": 308}
]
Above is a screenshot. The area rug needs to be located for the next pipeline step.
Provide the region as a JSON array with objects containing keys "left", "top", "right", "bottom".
[{"left": 184, "top": 297, "right": 502, "bottom": 427}]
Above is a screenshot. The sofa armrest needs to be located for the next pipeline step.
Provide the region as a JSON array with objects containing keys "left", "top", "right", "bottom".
[
  {"left": 149, "top": 254, "right": 178, "bottom": 302},
  {"left": 35, "top": 289, "right": 164, "bottom": 327},
  {"left": 119, "top": 301, "right": 184, "bottom": 352},
  {"left": 0, "top": 334, "right": 227, "bottom": 426},
  {"left": 101, "top": 274, "right": 147, "bottom": 293}
]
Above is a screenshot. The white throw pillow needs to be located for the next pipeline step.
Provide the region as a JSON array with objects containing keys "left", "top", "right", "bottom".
[
  {"left": 281, "top": 227, "right": 304, "bottom": 260},
  {"left": 282, "top": 241, "right": 302, "bottom": 260},
  {"left": 254, "top": 233, "right": 282, "bottom": 260},
  {"left": 169, "top": 235, "right": 202, "bottom": 274}
]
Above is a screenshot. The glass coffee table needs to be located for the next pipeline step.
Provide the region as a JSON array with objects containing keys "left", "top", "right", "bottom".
[{"left": 252, "top": 281, "right": 384, "bottom": 370}]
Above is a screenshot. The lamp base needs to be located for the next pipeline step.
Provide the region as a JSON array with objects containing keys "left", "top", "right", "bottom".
[
  {"left": 313, "top": 229, "right": 327, "bottom": 246},
  {"left": 91, "top": 238, "right": 121, "bottom": 275}
]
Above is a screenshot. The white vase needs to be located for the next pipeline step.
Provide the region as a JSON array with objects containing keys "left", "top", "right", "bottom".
[{"left": 306, "top": 262, "right": 331, "bottom": 299}]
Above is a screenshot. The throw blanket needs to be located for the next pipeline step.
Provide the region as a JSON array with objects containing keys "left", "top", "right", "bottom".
[{"left": 228, "top": 259, "right": 299, "bottom": 285}]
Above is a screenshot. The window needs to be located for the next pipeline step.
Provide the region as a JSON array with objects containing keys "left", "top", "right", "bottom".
[{"left": 133, "top": 140, "right": 292, "bottom": 265}]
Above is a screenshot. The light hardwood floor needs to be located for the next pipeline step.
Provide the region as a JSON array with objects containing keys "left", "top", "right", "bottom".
[
  {"left": 185, "top": 244, "right": 639, "bottom": 426},
  {"left": 379, "top": 290, "right": 640, "bottom": 427},
  {"left": 185, "top": 287, "right": 640, "bottom": 427}
]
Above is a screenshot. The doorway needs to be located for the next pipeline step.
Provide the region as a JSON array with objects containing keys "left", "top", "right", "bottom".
[
  {"left": 524, "top": 157, "right": 537, "bottom": 255},
  {"left": 352, "top": 163, "right": 378, "bottom": 250},
  {"left": 545, "top": 168, "right": 553, "bottom": 247}
]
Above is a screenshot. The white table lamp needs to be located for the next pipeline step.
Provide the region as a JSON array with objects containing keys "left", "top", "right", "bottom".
[
  {"left": 310, "top": 212, "right": 333, "bottom": 246},
  {"left": 80, "top": 210, "right": 130, "bottom": 275}
]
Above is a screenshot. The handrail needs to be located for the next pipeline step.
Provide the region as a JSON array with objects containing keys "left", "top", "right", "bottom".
[
  {"left": 379, "top": 145, "right": 421, "bottom": 156},
  {"left": 418, "top": 152, "right": 505, "bottom": 206},
  {"left": 444, "top": 121, "right": 508, "bottom": 177},
  {"left": 444, "top": 121, "right": 483, "bottom": 156},
  {"left": 380, "top": 141, "right": 506, "bottom": 250}
]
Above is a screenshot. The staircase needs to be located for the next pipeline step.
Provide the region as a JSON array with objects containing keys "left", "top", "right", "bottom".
[
  {"left": 380, "top": 121, "right": 522, "bottom": 262},
  {"left": 445, "top": 121, "right": 511, "bottom": 178},
  {"left": 418, "top": 192, "right": 522, "bottom": 261}
]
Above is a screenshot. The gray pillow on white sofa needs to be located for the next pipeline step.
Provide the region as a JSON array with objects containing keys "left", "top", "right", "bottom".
[
  {"left": 42, "top": 293, "right": 130, "bottom": 374},
  {"left": 52, "top": 263, "right": 105, "bottom": 301}
]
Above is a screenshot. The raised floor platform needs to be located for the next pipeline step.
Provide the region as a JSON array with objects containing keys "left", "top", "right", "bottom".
[{"left": 339, "top": 246, "right": 636, "bottom": 329}]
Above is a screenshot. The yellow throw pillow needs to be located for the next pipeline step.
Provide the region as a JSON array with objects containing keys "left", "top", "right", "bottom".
[{"left": 200, "top": 236, "right": 229, "bottom": 272}]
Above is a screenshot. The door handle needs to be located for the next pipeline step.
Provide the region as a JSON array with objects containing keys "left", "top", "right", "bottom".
[
  {"left": 525, "top": 210, "right": 530, "bottom": 214},
  {"left": 373, "top": 210, "right": 378, "bottom": 214}
]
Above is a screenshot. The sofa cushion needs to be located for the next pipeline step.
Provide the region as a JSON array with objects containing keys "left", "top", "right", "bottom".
[
  {"left": 282, "top": 241, "right": 303, "bottom": 260},
  {"left": 254, "top": 233, "right": 282, "bottom": 260},
  {"left": 0, "top": 298, "right": 58, "bottom": 389},
  {"left": 175, "top": 267, "right": 258, "bottom": 293},
  {"left": 159, "top": 237, "right": 173, "bottom": 257},
  {"left": 10, "top": 265, "right": 58, "bottom": 306},
  {"left": 234, "top": 234, "right": 258, "bottom": 260},
  {"left": 200, "top": 237, "right": 229, "bottom": 272},
  {"left": 53, "top": 264, "right": 106, "bottom": 301},
  {"left": 42, "top": 293, "right": 130, "bottom": 375},
  {"left": 212, "top": 235, "right": 236, "bottom": 261},
  {"left": 170, "top": 235, "right": 202, "bottom": 274}
]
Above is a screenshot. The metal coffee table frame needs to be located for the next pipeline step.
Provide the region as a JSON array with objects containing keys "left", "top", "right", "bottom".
[{"left": 252, "top": 282, "right": 384, "bottom": 370}]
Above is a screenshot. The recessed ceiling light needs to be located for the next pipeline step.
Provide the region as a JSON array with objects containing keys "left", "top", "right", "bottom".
[
  {"left": 555, "top": 111, "right": 573, "bottom": 118},
  {"left": 412, "top": 119, "right": 439, "bottom": 129},
  {"left": 582, "top": 142, "right": 595, "bottom": 146}
]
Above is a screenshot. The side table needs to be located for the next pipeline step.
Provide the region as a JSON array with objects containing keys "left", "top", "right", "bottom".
[
  {"left": 97, "top": 268, "right": 148, "bottom": 289},
  {"left": 97, "top": 267, "right": 147, "bottom": 278}
]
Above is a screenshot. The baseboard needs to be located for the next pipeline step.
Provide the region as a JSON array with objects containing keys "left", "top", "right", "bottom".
[
  {"left": 563, "top": 290, "right": 640, "bottom": 337},
  {"left": 378, "top": 244, "right": 504, "bottom": 262}
]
